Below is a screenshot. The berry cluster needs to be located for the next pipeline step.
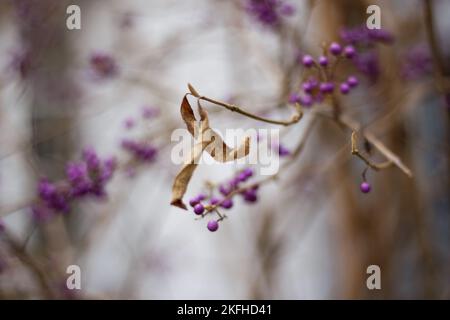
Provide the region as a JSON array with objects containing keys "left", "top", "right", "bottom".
[
  {"left": 121, "top": 140, "right": 158, "bottom": 163},
  {"left": 244, "top": 0, "right": 294, "bottom": 28},
  {"left": 188, "top": 168, "right": 259, "bottom": 232},
  {"left": 32, "top": 148, "right": 117, "bottom": 221},
  {"left": 120, "top": 106, "right": 160, "bottom": 164},
  {"left": 340, "top": 26, "right": 394, "bottom": 83},
  {"left": 290, "top": 42, "right": 359, "bottom": 108}
]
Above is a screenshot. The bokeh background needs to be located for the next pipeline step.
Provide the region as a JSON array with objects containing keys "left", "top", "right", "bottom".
[{"left": 0, "top": 0, "right": 448, "bottom": 299}]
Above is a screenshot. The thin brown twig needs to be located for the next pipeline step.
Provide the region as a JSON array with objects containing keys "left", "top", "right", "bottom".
[
  {"left": 187, "top": 84, "right": 303, "bottom": 126},
  {"left": 351, "top": 131, "right": 393, "bottom": 171}
]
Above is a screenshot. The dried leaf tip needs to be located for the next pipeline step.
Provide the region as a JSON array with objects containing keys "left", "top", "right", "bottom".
[{"left": 188, "top": 83, "right": 200, "bottom": 97}]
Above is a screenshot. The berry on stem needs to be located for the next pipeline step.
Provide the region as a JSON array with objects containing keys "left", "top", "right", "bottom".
[
  {"left": 340, "top": 82, "right": 350, "bottom": 94},
  {"left": 207, "top": 220, "right": 219, "bottom": 232},
  {"left": 347, "top": 76, "right": 359, "bottom": 88},
  {"left": 194, "top": 203, "right": 205, "bottom": 215},
  {"left": 360, "top": 182, "right": 371, "bottom": 194},
  {"left": 221, "top": 198, "right": 233, "bottom": 209},
  {"left": 344, "top": 45, "right": 356, "bottom": 59},
  {"left": 318, "top": 56, "right": 328, "bottom": 67},
  {"left": 329, "top": 42, "right": 342, "bottom": 55},
  {"left": 302, "top": 55, "right": 314, "bottom": 67}
]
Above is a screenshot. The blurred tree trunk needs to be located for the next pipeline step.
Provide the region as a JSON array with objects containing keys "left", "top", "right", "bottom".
[{"left": 14, "top": 0, "right": 85, "bottom": 297}]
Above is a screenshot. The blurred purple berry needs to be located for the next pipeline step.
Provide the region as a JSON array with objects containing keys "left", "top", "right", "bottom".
[
  {"left": 299, "top": 94, "right": 313, "bottom": 107},
  {"left": 318, "top": 56, "right": 328, "bottom": 67},
  {"left": 347, "top": 76, "right": 359, "bottom": 88},
  {"left": 320, "top": 82, "right": 334, "bottom": 94},
  {"left": 277, "top": 144, "right": 291, "bottom": 157},
  {"left": 221, "top": 198, "right": 233, "bottom": 209},
  {"left": 194, "top": 203, "right": 205, "bottom": 215},
  {"left": 340, "top": 83, "right": 350, "bottom": 94},
  {"left": 123, "top": 117, "right": 135, "bottom": 130},
  {"left": 360, "top": 182, "right": 371, "bottom": 194},
  {"left": 142, "top": 106, "right": 159, "bottom": 119},
  {"left": 344, "top": 45, "right": 356, "bottom": 59},
  {"left": 219, "top": 184, "right": 231, "bottom": 196},
  {"left": 329, "top": 42, "right": 342, "bottom": 55},
  {"left": 89, "top": 52, "right": 117, "bottom": 79},
  {"left": 288, "top": 93, "right": 301, "bottom": 104},
  {"left": 210, "top": 197, "right": 220, "bottom": 206},
  {"left": 280, "top": 3, "right": 295, "bottom": 16},
  {"left": 242, "top": 168, "right": 254, "bottom": 179},
  {"left": 207, "top": 220, "right": 219, "bottom": 232},
  {"left": 189, "top": 198, "right": 199, "bottom": 207},
  {"left": 302, "top": 55, "right": 314, "bottom": 67},
  {"left": 243, "top": 188, "right": 258, "bottom": 203}
]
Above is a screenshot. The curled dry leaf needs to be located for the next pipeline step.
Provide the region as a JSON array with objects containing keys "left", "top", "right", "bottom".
[
  {"left": 187, "top": 83, "right": 200, "bottom": 98},
  {"left": 170, "top": 96, "right": 251, "bottom": 209}
]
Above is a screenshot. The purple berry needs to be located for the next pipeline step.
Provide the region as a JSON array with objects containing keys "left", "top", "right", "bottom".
[
  {"left": 277, "top": 144, "right": 291, "bottom": 157},
  {"left": 207, "top": 220, "right": 219, "bottom": 232},
  {"left": 347, "top": 76, "right": 359, "bottom": 88},
  {"left": 299, "top": 94, "right": 313, "bottom": 107},
  {"left": 280, "top": 3, "right": 295, "bottom": 16},
  {"left": 194, "top": 203, "right": 205, "bottom": 215},
  {"left": 196, "top": 194, "right": 206, "bottom": 201},
  {"left": 142, "top": 106, "right": 159, "bottom": 119},
  {"left": 302, "top": 55, "right": 314, "bottom": 67},
  {"left": 319, "top": 82, "right": 334, "bottom": 94},
  {"left": 344, "top": 45, "right": 356, "bottom": 59},
  {"left": 189, "top": 198, "right": 199, "bottom": 207},
  {"left": 303, "top": 82, "right": 314, "bottom": 93},
  {"left": 360, "top": 182, "right": 371, "bottom": 194},
  {"left": 288, "top": 93, "right": 301, "bottom": 104},
  {"left": 329, "top": 42, "right": 342, "bottom": 55},
  {"left": 219, "top": 184, "right": 231, "bottom": 196},
  {"left": 340, "top": 83, "right": 350, "bottom": 94},
  {"left": 123, "top": 117, "right": 135, "bottom": 129},
  {"left": 237, "top": 172, "right": 248, "bottom": 183},
  {"left": 318, "top": 56, "right": 328, "bottom": 67},
  {"left": 243, "top": 189, "right": 258, "bottom": 203},
  {"left": 221, "top": 198, "right": 233, "bottom": 209},
  {"left": 209, "top": 197, "right": 220, "bottom": 206},
  {"left": 242, "top": 168, "right": 254, "bottom": 179}
]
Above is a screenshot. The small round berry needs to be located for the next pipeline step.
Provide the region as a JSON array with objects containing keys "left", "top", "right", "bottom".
[
  {"left": 360, "top": 182, "right": 371, "bottom": 194},
  {"left": 303, "top": 82, "right": 314, "bottom": 93},
  {"left": 209, "top": 197, "right": 220, "bottom": 206},
  {"left": 340, "top": 82, "right": 350, "bottom": 94},
  {"left": 288, "top": 93, "right": 301, "bottom": 104},
  {"left": 278, "top": 144, "right": 291, "bottom": 157},
  {"left": 237, "top": 172, "right": 248, "bottom": 183},
  {"left": 123, "top": 117, "right": 135, "bottom": 130},
  {"left": 344, "top": 45, "right": 356, "bottom": 59},
  {"left": 219, "top": 184, "right": 231, "bottom": 196},
  {"left": 189, "top": 198, "right": 199, "bottom": 207},
  {"left": 302, "top": 55, "right": 314, "bottom": 68},
  {"left": 220, "top": 198, "right": 233, "bottom": 209},
  {"left": 318, "top": 56, "right": 328, "bottom": 67},
  {"left": 347, "top": 76, "right": 359, "bottom": 88},
  {"left": 299, "top": 94, "right": 313, "bottom": 107},
  {"left": 207, "top": 220, "right": 219, "bottom": 232},
  {"left": 319, "top": 82, "right": 334, "bottom": 94},
  {"left": 196, "top": 193, "right": 206, "bottom": 201},
  {"left": 243, "top": 168, "right": 254, "bottom": 179},
  {"left": 194, "top": 203, "right": 205, "bottom": 215},
  {"left": 329, "top": 42, "right": 342, "bottom": 55},
  {"left": 243, "top": 189, "right": 258, "bottom": 203}
]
